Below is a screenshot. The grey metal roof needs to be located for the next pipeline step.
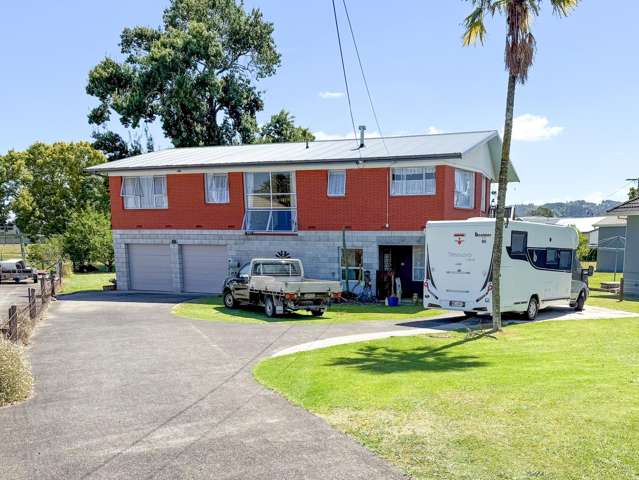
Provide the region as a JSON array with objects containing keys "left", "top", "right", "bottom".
[
  {"left": 593, "top": 216, "right": 627, "bottom": 227},
  {"left": 86, "top": 130, "right": 518, "bottom": 181},
  {"left": 608, "top": 197, "right": 639, "bottom": 216}
]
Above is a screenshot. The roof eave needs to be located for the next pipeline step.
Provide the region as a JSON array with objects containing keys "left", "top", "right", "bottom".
[{"left": 85, "top": 152, "right": 463, "bottom": 174}]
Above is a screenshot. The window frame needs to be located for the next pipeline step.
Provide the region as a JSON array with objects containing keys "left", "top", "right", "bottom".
[
  {"left": 204, "top": 173, "right": 230, "bottom": 204},
  {"left": 412, "top": 245, "right": 425, "bottom": 282},
  {"left": 510, "top": 231, "right": 528, "bottom": 255},
  {"left": 339, "top": 247, "right": 364, "bottom": 282},
  {"left": 454, "top": 168, "right": 475, "bottom": 210},
  {"left": 327, "top": 170, "right": 346, "bottom": 197},
  {"left": 243, "top": 171, "right": 297, "bottom": 233},
  {"left": 120, "top": 175, "right": 168, "bottom": 210},
  {"left": 481, "top": 177, "right": 487, "bottom": 212},
  {"left": 390, "top": 167, "right": 436, "bottom": 197}
]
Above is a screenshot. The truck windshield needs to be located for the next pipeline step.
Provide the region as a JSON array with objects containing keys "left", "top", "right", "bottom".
[{"left": 256, "top": 262, "right": 301, "bottom": 276}]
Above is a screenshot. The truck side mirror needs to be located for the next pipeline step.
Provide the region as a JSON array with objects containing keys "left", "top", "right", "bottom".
[{"left": 588, "top": 265, "right": 594, "bottom": 276}]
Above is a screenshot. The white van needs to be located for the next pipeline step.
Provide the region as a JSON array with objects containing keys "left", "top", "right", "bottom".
[
  {"left": 423, "top": 219, "right": 591, "bottom": 320},
  {"left": 0, "top": 259, "right": 38, "bottom": 284}
]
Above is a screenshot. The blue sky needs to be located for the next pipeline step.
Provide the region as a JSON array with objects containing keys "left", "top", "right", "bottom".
[{"left": 1, "top": 1, "right": 637, "bottom": 205}]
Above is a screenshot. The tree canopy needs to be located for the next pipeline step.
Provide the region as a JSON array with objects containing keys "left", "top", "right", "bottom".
[
  {"left": 9, "top": 142, "right": 108, "bottom": 239},
  {"left": 529, "top": 206, "right": 555, "bottom": 217},
  {"left": 257, "top": 110, "right": 314, "bottom": 144},
  {"left": 629, "top": 186, "right": 638, "bottom": 200},
  {"left": 86, "top": 0, "right": 286, "bottom": 147}
]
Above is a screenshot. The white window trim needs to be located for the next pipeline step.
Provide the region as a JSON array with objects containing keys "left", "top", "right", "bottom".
[
  {"left": 390, "top": 167, "right": 436, "bottom": 196},
  {"left": 454, "top": 168, "right": 475, "bottom": 210},
  {"left": 243, "top": 171, "right": 297, "bottom": 233},
  {"left": 327, "top": 170, "right": 346, "bottom": 197},
  {"left": 120, "top": 175, "right": 168, "bottom": 210},
  {"left": 412, "top": 245, "right": 425, "bottom": 282},
  {"left": 205, "top": 173, "right": 230, "bottom": 204},
  {"left": 481, "top": 176, "right": 487, "bottom": 212}
]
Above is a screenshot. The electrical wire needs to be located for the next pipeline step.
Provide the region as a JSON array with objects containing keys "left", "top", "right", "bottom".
[
  {"left": 331, "top": 0, "right": 359, "bottom": 149},
  {"left": 340, "top": 0, "right": 390, "bottom": 156}
]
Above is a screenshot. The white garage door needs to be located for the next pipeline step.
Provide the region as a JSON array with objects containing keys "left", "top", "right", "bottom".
[
  {"left": 128, "top": 244, "right": 173, "bottom": 292},
  {"left": 182, "top": 245, "right": 228, "bottom": 294}
]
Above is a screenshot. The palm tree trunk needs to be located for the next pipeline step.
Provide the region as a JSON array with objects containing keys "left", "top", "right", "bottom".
[{"left": 491, "top": 73, "right": 517, "bottom": 331}]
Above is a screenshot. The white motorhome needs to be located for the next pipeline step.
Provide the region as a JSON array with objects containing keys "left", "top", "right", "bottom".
[{"left": 423, "top": 219, "right": 591, "bottom": 320}]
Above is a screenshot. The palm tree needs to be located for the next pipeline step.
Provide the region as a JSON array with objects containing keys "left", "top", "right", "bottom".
[{"left": 462, "top": 0, "right": 579, "bottom": 331}]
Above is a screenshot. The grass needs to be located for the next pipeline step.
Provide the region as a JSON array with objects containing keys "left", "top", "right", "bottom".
[
  {"left": 172, "top": 296, "right": 445, "bottom": 325},
  {"left": 0, "top": 339, "right": 33, "bottom": 406},
  {"left": 255, "top": 318, "right": 639, "bottom": 480},
  {"left": 60, "top": 272, "right": 115, "bottom": 294}
]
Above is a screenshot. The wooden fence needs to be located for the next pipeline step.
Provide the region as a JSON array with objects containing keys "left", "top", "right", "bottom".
[{"left": 1, "top": 261, "right": 63, "bottom": 345}]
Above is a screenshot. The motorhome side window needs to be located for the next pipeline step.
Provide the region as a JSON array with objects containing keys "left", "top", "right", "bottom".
[
  {"left": 511, "top": 231, "right": 527, "bottom": 254},
  {"left": 530, "top": 248, "right": 573, "bottom": 271}
]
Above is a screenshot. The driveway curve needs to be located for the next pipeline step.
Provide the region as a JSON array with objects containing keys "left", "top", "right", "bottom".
[{"left": 1, "top": 291, "right": 443, "bottom": 480}]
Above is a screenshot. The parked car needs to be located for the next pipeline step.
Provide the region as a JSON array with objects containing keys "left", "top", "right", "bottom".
[
  {"left": 223, "top": 258, "right": 342, "bottom": 317},
  {"left": 424, "top": 219, "right": 592, "bottom": 320},
  {"left": 0, "top": 259, "right": 38, "bottom": 284}
]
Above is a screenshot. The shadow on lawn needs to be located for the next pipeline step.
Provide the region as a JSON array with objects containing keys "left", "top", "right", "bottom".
[{"left": 327, "top": 334, "right": 491, "bottom": 374}]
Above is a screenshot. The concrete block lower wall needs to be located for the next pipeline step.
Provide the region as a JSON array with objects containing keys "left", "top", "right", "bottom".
[{"left": 113, "top": 229, "right": 425, "bottom": 293}]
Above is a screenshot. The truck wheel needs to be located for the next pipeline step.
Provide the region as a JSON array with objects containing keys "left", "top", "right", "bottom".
[
  {"left": 311, "top": 310, "right": 325, "bottom": 317},
  {"left": 223, "top": 291, "right": 237, "bottom": 309},
  {"left": 264, "top": 296, "right": 276, "bottom": 318},
  {"left": 575, "top": 291, "right": 586, "bottom": 312},
  {"left": 525, "top": 296, "right": 539, "bottom": 321}
]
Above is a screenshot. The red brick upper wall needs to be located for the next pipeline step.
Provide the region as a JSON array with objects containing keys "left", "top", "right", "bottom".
[
  {"left": 109, "top": 173, "right": 245, "bottom": 230},
  {"left": 109, "top": 166, "right": 487, "bottom": 231}
]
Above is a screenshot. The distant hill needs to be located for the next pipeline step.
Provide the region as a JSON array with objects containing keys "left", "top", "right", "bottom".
[{"left": 514, "top": 200, "right": 620, "bottom": 218}]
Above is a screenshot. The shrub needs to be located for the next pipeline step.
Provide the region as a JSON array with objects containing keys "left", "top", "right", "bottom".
[
  {"left": 63, "top": 207, "right": 113, "bottom": 271},
  {"left": 0, "top": 339, "right": 33, "bottom": 406},
  {"left": 27, "top": 235, "right": 65, "bottom": 270}
]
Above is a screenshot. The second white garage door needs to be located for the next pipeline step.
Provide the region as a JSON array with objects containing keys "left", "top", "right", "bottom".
[
  {"left": 128, "top": 244, "right": 173, "bottom": 292},
  {"left": 182, "top": 245, "right": 228, "bottom": 294}
]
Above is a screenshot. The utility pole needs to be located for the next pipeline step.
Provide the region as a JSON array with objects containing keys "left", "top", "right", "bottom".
[{"left": 626, "top": 178, "right": 639, "bottom": 189}]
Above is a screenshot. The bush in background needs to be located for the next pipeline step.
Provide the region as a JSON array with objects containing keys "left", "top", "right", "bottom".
[
  {"left": 27, "top": 235, "right": 65, "bottom": 270},
  {"left": 0, "top": 340, "right": 33, "bottom": 406},
  {"left": 63, "top": 207, "right": 113, "bottom": 272}
]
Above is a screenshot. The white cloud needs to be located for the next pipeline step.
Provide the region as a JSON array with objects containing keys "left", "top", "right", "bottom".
[
  {"left": 512, "top": 114, "right": 564, "bottom": 141},
  {"left": 319, "top": 91, "right": 345, "bottom": 99},
  {"left": 426, "top": 126, "right": 444, "bottom": 135},
  {"left": 312, "top": 130, "right": 380, "bottom": 141},
  {"left": 584, "top": 191, "right": 604, "bottom": 204}
]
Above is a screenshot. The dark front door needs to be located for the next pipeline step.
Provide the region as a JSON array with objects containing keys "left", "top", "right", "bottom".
[{"left": 377, "top": 246, "right": 422, "bottom": 299}]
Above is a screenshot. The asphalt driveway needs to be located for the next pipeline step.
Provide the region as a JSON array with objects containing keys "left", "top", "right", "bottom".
[
  {"left": 0, "top": 280, "right": 37, "bottom": 315},
  {"left": 0, "top": 292, "right": 417, "bottom": 480}
]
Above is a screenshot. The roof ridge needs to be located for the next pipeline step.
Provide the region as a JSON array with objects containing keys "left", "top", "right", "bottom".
[{"left": 135, "top": 130, "right": 499, "bottom": 155}]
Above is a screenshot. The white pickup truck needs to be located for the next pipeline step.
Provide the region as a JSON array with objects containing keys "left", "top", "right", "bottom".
[{"left": 222, "top": 258, "right": 342, "bottom": 317}]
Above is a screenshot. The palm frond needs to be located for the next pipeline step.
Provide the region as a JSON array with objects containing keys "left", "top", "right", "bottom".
[
  {"left": 462, "top": 5, "right": 489, "bottom": 45},
  {"left": 550, "top": 0, "right": 579, "bottom": 17}
]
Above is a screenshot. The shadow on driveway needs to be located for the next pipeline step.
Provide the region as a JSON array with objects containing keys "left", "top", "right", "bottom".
[{"left": 56, "top": 290, "right": 203, "bottom": 304}]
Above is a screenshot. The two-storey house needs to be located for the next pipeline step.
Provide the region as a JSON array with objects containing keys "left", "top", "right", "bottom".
[{"left": 87, "top": 130, "right": 519, "bottom": 297}]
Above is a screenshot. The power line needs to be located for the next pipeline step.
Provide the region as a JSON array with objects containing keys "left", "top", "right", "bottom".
[
  {"left": 331, "top": 0, "right": 359, "bottom": 148},
  {"left": 340, "top": 0, "right": 389, "bottom": 155}
]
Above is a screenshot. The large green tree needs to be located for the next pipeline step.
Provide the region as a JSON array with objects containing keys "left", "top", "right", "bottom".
[
  {"left": 91, "top": 129, "right": 154, "bottom": 162},
  {"left": 463, "top": 0, "right": 579, "bottom": 330},
  {"left": 86, "top": 0, "right": 282, "bottom": 147},
  {"left": 0, "top": 154, "right": 25, "bottom": 226},
  {"left": 629, "top": 186, "right": 638, "bottom": 200},
  {"left": 10, "top": 142, "right": 108, "bottom": 239},
  {"left": 63, "top": 207, "right": 114, "bottom": 271},
  {"left": 257, "top": 110, "right": 314, "bottom": 144}
]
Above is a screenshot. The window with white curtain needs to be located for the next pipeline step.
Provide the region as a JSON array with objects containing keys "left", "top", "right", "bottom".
[
  {"left": 121, "top": 176, "right": 167, "bottom": 209},
  {"left": 327, "top": 170, "right": 346, "bottom": 196},
  {"left": 243, "top": 172, "right": 296, "bottom": 232},
  {"left": 454, "top": 169, "right": 475, "bottom": 209},
  {"left": 412, "top": 245, "right": 425, "bottom": 281},
  {"left": 205, "top": 173, "right": 229, "bottom": 203},
  {"left": 481, "top": 177, "right": 487, "bottom": 212},
  {"left": 390, "top": 167, "right": 436, "bottom": 196}
]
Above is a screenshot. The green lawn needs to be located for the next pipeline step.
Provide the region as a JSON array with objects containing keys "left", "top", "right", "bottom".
[
  {"left": 172, "top": 296, "right": 445, "bottom": 325},
  {"left": 60, "top": 272, "right": 115, "bottom": 294},
  {"left": 255, "top": 319, "right": 639, "bottom": 480}
]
